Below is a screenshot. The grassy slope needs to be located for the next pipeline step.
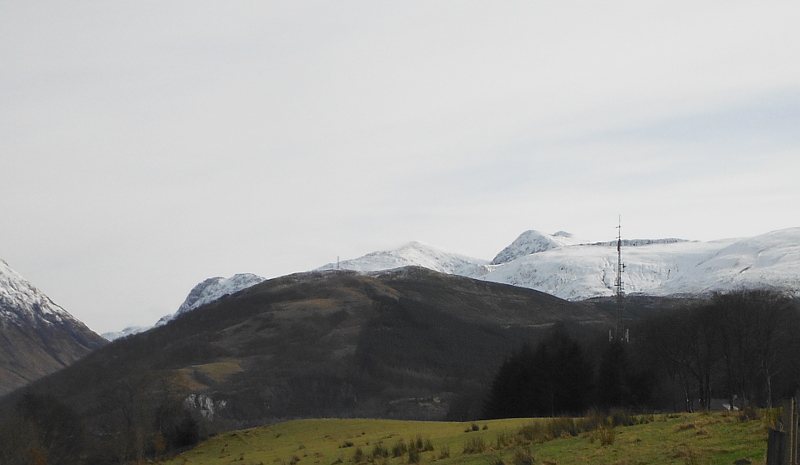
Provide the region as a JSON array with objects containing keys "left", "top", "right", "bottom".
[{"left": 163, "top": 412, "right": 768, "bottom": 465}]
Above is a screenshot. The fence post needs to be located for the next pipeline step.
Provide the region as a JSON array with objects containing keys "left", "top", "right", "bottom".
[
  {"left": 768, "top": 428, "right": 788, "bottom": 465},
  {"left": 794, "top": 395, "right": 799, "bottom": 465}
]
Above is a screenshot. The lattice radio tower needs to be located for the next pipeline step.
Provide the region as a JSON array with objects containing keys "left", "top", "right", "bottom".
[{"left": 612, "top": 216, "right": 629, "bottom": 343}]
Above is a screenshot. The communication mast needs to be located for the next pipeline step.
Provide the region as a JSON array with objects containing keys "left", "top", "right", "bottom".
[{"left": 611, "top": 216, "right": 628, "bottom": 343}]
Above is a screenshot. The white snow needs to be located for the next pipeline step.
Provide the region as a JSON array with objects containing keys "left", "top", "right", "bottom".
[
  {"left": 100, "top": 325, "right": 149, "bottom": 342},
  {"left": 174, "top": 273, "right": 266, "bottom": 316},
  {"left": 103, "top": 272, "right": 267, "bottom": 341},
  {"left": 316, "top": 241, "right": 490, "bottom": 278},
  {"left": 0, "top": 259, "right": 77, "bottom": 327},
  {"left": 483, "top": 239, "right": 738, "bottom": 300},
  {"left": 491, "top": 230, "right": 587, "bottom": 265},
  {"left": 97, "top": 227, "right": 800, "bottom": 337},
  {"left": 315, "top": 228, "right": 800, "bottom": 301}
]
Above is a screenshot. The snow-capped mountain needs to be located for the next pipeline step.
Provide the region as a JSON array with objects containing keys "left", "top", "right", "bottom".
[
  {"left": 100, "top": 227, "right": 800, "bottom": 339},
  {"left": 0, "top": 259, "right": 106, "bottom": 395},
  {"left": 174, "top": 273, "right": 266, "bottom": 316},
  {"left": 490, "top": 230, "right": 586, "bottom": 265},
  {"left": 1, "top": 259, "right": 77, "bottom": 326},
  {"left": 100, "top": 325, "right": 150, "bottom": 342},
  {"left": 656, "top": 228, "right": 800, "bottom": 296},
  {"left": 315, "top": 228, "right": 800, "bottom": 301},
  {"left": 316, "top": 241, "right": 490, "bottom": 278},
  {"left": 102, "top": 273, "right": 265, "bottom": 341},
  {"left": 482, "top": 237, "right": 736, "bottom": 300}
]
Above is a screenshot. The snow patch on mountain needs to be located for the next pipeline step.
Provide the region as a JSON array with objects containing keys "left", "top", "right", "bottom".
[
  {"left": 316, "top": 241, "right": 490, "bottom": 278},
  {"left": 101, "top": 325, "right": 149, "bottom": 342},
  {"left": 0, "top": 259, "right": 76, "bottom": 327}
]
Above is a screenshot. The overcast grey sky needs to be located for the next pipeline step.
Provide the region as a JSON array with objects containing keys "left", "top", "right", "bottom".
[{"left": 2, "top": 2, "right": 799, "bottom": 334}]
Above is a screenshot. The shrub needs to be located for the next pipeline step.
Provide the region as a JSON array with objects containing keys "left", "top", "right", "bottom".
[
  {"left": 599, "top": 425, "right": 615, "bottom": 446},
  {"left": 495, "top": 430, "right": 513, "bottom": 449},
  {"left": 463, "top": 436, "right": 487, "bottom": 454},
  {"left": 407, "top": 448, "right": 420, "bottom": 464},
  {"left": 512, "top": 447, "right": 536, "bottom": 465},
  {"left": 372, "top": 443, "right": 388, "bottom": 458},
  {"left": 352, "top": 447, "right": 365, "bottom": 464},
  {"left": 517, "top": 422, "right": 546, "bottom": 444},
  {"left": 544, "top": 417, "right": 578, "bottom": 439},
  {"left": 578, "top": 410, "right": 605, "bottom": 432},
  {"left": 392, "top": 439, "right": 407, "bottom": 458},
  {"left": 608, "top": 409, "right": 634, "bottom": 427},
  {"left": 423, "top": 438, "right": 434, "bottom": 452},
  {"left": 438, "top": 444, "right": 450, "bottom": 459},
  {"left": 412, "top": 434, "right": 424, "bottom": 450},
  {"left": 587, "top": 424, "right": 615, "bottom": 446}
]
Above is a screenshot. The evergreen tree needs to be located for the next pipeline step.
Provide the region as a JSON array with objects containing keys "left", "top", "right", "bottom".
[
  {"left": 484, "top": 324, "right": 593, "bottom": 418},
  {"left": 596, "top": 340, "right": 629, "bottom": 409}
]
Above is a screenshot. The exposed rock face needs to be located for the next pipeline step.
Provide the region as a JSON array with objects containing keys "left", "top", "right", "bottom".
[
  {"left": 0, "top": 259, "right": 106, "bottom": 395},
  {"left": 184, "top": 394, "right": 228, "bottom": 420}
]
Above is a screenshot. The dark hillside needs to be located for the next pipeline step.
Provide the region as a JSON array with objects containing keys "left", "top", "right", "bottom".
[
  {"left": 0, "top": 305, "right": 106, "bottom": 396},
  {"left": 1, "top": 267, "right": 610, "bottom": 432}
]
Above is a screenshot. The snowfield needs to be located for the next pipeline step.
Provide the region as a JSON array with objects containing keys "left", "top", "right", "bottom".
[{"left": 318, "top": 228, "right": 800, "bottom": 301}]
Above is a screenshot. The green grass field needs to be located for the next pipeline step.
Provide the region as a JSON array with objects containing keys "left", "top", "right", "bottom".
[{"left": 162, "top": 411, "right": 769, "bottom": 465}]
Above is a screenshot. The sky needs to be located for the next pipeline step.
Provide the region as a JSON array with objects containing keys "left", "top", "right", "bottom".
[{"left": 1, "top": 2, "right": 799, "bottom": 334}]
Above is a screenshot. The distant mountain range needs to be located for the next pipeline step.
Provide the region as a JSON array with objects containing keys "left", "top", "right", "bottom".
[
  {"left": 0, "top": 260, "right": 106, "bottom": 395},
  {"left": 103, "top": 227, "right": 800, "bottom": 340},
  {"left": 319, "top": 227, "right": 800, "bottom": 301},
  {"left": 3, "top": 226, "right": 798, "bottom": 425}
]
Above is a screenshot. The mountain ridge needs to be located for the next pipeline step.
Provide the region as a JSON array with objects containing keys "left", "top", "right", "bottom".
[
  {"left": 0, "top": 259, "right": 106, "bottom": 395},
  {"left": 101, "top": 227, "right": 800, "bottom": 337},
  {"left": 319, "top": 227, "right": 800, "bottom": 301}
]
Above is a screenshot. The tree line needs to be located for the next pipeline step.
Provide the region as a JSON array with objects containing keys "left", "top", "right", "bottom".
[{"left": 483, "top": 290, "right": 800, "bottom": 419}]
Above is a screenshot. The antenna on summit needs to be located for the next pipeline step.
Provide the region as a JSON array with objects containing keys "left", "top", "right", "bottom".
[{"left": 611, "top": 216, "right": 628, "bottom": 342}]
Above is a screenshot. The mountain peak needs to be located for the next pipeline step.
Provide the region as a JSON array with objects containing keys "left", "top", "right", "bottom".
[
  {"left": 176, "top": 273, "right": 265, "bottom": 316},
  {"left": 0, "top": 259, "right": 106, "bottom": 395},
  {"left": 490, "top": 230, "right": 581, "bottom": 265},
  {"left": 0, "top": 259, "right": 74, "bottom": 326},
  {"left": 317, "top": 241, "right": 489, "bottom": 278}
]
